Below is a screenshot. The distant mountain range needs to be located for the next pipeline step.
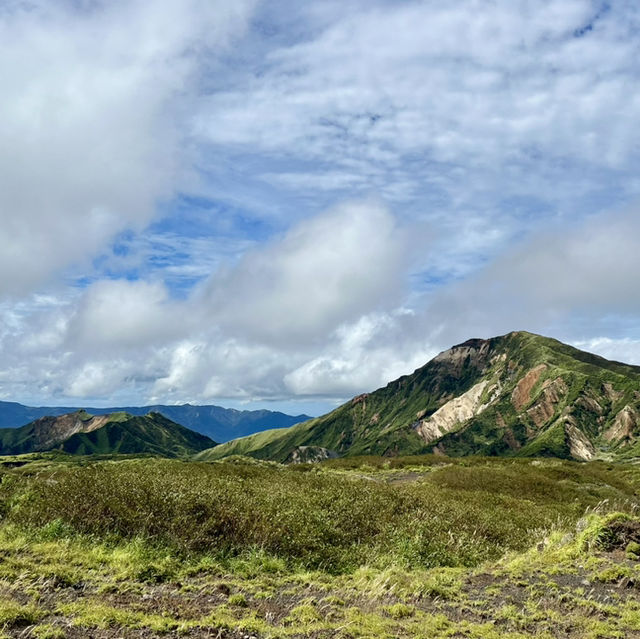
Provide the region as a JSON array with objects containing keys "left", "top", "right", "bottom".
[
  {"left": 0, "top": 410, "right": 214, "bottom": 457},
  {"left": 198, "top": 332, "right": 640, "bottom": 463},
  {"left": 0, "top": 401, "right": 310, "bottom": 443}
]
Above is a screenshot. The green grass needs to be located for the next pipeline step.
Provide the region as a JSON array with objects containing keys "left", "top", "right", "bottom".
[
  {"left": 1, "top": 454, "right": 640, "bottom": 637},
  {"left": 2, "top": 455, "right": 638, "bottom": 572}
]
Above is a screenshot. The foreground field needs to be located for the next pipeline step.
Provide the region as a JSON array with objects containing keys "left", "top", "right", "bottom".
[{"left": 2, "top": 455, "right": 640, "bottom": 637}]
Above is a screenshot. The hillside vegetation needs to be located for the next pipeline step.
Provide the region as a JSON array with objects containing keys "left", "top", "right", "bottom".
[
  {"left": 0, "top": 410, "right": 214, "bottom": 457},
  {"left": 0, "top": 400, "right": 310, "bottom": 442},
  {"left": 1, "top": 455, "right": 640, "bottom": 637},
  {"left": 200, "top": 332, "right": 640, "bottom": 463}
]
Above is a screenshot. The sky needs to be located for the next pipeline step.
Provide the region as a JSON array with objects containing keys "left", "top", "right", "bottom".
[{"left": 1, "top": 0, "right": 640, "bottom": 415}]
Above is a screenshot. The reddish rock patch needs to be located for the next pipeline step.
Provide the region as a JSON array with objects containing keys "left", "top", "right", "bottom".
[{"left": 511, "top": 365, "right": 547, "bottom": 411}]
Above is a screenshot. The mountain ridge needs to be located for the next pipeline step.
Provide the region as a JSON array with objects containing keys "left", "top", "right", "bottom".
[
  {"left": 197, "top": 331, "right": 640, "bottom": 463},
  {"left": 0, "top": 401, "right": 310, "bottom": 443},
  {"left": 0, "top": 410, "right": 215, "bottom": 457}
]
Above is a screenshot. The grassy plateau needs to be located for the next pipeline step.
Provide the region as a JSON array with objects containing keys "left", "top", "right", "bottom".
[{"left": 2, "top": 453, "right": 640, "bottom": 637}]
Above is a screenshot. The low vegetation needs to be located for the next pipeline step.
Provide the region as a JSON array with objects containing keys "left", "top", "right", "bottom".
[{"left": 1, "top": 453, "right": 640, "bottom": 637}]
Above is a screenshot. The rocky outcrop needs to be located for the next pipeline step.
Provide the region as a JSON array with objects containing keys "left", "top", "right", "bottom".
[
  {"left": 603, "top": 406, "right": 638, "bottom": 444},
  {"left": 288, "top": 446, "right": 339, "bottom": 464},
  {"left": 512, "top": 365, "right": 547, "bottom": 411},
  {"left": 603, "top": 383, "right": 624, "bottom": 403},
  {"left": 415, "top": 380, "right": 491, "bottom": 444},
  {"left": 31, "top": 412, "right": 112, "bottom": 450},
  {"left": 576, "top": 396, "right": 604, "bottom": 415},
  {"left": 565, "top": 419, "right": 596, "bottom": 461},
  {"left": 433, "top": 339, "right": 493, "bottom": 376},
  {"left": 526, "top": 377, "right": 568, "bottom": 427}
]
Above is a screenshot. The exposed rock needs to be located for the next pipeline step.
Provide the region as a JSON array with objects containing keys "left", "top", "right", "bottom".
[
  {"left": 31, "top": 411, "right": 113, "bottom": 450},
  {"left": 526, "top": 377, "right": 568, "bottom": 427},
  {"left": 512, "top": 365, "right": 547, "bottom": 411},
  {"left": 433, "top": 339, "right": 493, "bottom": 376},
  {"left": 287, "top": 446, "right": 339, "bottom": 464},
  {"left": 352, "top": 394, "right": 368, "bottom": 405},
  {"left": 603, "top": 406, "right": 638, "bottom": 444},
  {"left": 503, "top": 428, "right": 521, "bottom": 451},
  {"left": 603, "top": 383, "right": 624, "bottom": 403},
  {"left": 576, "top": 395, "right": 603, "bottom": 415},
  {"left": 415, "top": 380, "right": 490, "bottom": 444},
  {"left": 565, "top": 418, "right": 595, "bottom": 461}
]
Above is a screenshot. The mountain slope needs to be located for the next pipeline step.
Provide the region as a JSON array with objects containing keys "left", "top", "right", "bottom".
[
  {"left": 197, "top": 331, "right": 640, "bottom": 462},
  {"left": 0, "top": 402, "right": 310, "bottom": 442},
  {"left": 0, "top": 410, "right": 215, "bottom": 457}
]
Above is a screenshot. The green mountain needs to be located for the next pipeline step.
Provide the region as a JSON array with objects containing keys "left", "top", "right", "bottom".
[
  {"left": 0, "top": 401, "right": 310, "bottom": 442},
  {"left": 0, "top": 410, "right": 215, "bottom": 457},
  {"left": 196, "top": 331, "right": 640, "bottom": 463}
]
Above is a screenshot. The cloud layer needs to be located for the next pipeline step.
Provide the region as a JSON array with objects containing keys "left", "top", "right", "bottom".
[
  {"left": 0, "top": 0, "right": 254, "bottom": 295},
  {"left": 1, "top": 0, "right": 640, "bottom": 411}
]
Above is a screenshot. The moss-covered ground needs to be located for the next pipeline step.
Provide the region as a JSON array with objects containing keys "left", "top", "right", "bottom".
[{"left": 2, "top": 454, "right": 640, "bottom": 637}]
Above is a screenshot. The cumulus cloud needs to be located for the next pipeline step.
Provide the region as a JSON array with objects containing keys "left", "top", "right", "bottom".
[
  {"left": 0, "top": 0, "right": 254, "bottom": 296},
  {"left": 1, "top": 1, "right": 640, "bottom": 411},
  {"left": 0, "top": 199, "right": 425, "bottom": 404},
  {"left": 283, "top": 311, "right": 436, "bottom": 397},
  {"left": 415, "top": 208, "right": 640, "bottom": 348},
  {"left": 201, "top": 200, "right": 413, "bottom": 344},
  {"left": 67, "top": 279, "right": 184, "bottom": 349}
]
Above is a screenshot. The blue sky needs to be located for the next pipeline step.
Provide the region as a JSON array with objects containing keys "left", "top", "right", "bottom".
[{"left": 1, "top": 0, "right": 640, "bottom": 414}]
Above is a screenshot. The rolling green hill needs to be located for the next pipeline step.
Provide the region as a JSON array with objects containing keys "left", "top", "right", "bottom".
[
  {"left": 0, "top": 410, "right": 215, "bottom": 457},
  {"left": 197, "top": 331, "right": 640, "bottom": 463}
]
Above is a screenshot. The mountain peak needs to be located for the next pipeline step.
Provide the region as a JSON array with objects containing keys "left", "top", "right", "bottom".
[
  {"left": 0, "top": 410, "right": 215, "bottom": 457},
  {"left": 201, "top": 332, "right": 640, "bottom": 463}
]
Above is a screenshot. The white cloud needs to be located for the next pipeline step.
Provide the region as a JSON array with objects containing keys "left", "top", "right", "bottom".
[
  {"left": 67, "top": 279, "right": 184, "bottom": 349},
  {"left": 414, "top": 208, "right": 640, "bottom": 348},
  {"left": 199, "top": 1, "right": 640, "bottom": 177},
  {"left": 284, "top": 311, "right": 437, "bottom": 397},
  {"left": 0, "top": 200, "right": 424, "bottom": 404},
  {"left": 1, "top": 2, "right": 640, "bottom": 411},
  {"left": 0, "top": 0, "right": 255, "bottom": 296},
  {"left": 571, "top": 337, "right": 640, "bottom": 367},
  {"left": 201, "top": 199, "right": 413, "bottom": 344}
]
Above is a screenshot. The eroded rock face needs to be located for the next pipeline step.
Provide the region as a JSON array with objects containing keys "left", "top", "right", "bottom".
[
  {"left": 31, "top": 412, "right": 112, "bottom": 450},
  {"left": 503, "top": 428, "right": 521, "bottom": 451},
  {"left": 576, "top": 396, "right": 604, "bottom": 415},
  {"left": 433, "top": 339, "right": 493, "bottom": 376},
  {"left": 603, "top": 383, "right": 624, "bottom": 403},
  {"left": 565, "top": 419, "right": 596, "bottom": 461},
  {"left": 526, "top": 377, "right": 568, "bottom": 427},
  {"left": 512, "top": 365, "right": 547, "bottom": 411},
  {"left": 603, "top": 406, "right": 638, "bottom": 444},
  {"left": 415, "top": 380, "right": 490, "bottom": 444},
  {"left": 288, "top": 446, "right": 339, "bottom": 464}
]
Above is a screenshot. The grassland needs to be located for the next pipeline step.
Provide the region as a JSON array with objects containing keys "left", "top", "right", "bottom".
[{"left": 2, "top": 454, "right": 640, "bottom": 637}]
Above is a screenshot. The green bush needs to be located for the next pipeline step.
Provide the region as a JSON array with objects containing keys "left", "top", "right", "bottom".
[{"left": 3, "top": 457, "right": 637, "bottom": 573}]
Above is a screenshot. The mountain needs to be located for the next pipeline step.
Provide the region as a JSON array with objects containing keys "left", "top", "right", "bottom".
[
  {"left": 196, "top": 331, "right": 640, "bottom": 463},
  {"left": 0, "top": 410, "right": 215, "bottom": 457},
  {"left": 0, "top": 402, "right": 310, "bottom": 443}
]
